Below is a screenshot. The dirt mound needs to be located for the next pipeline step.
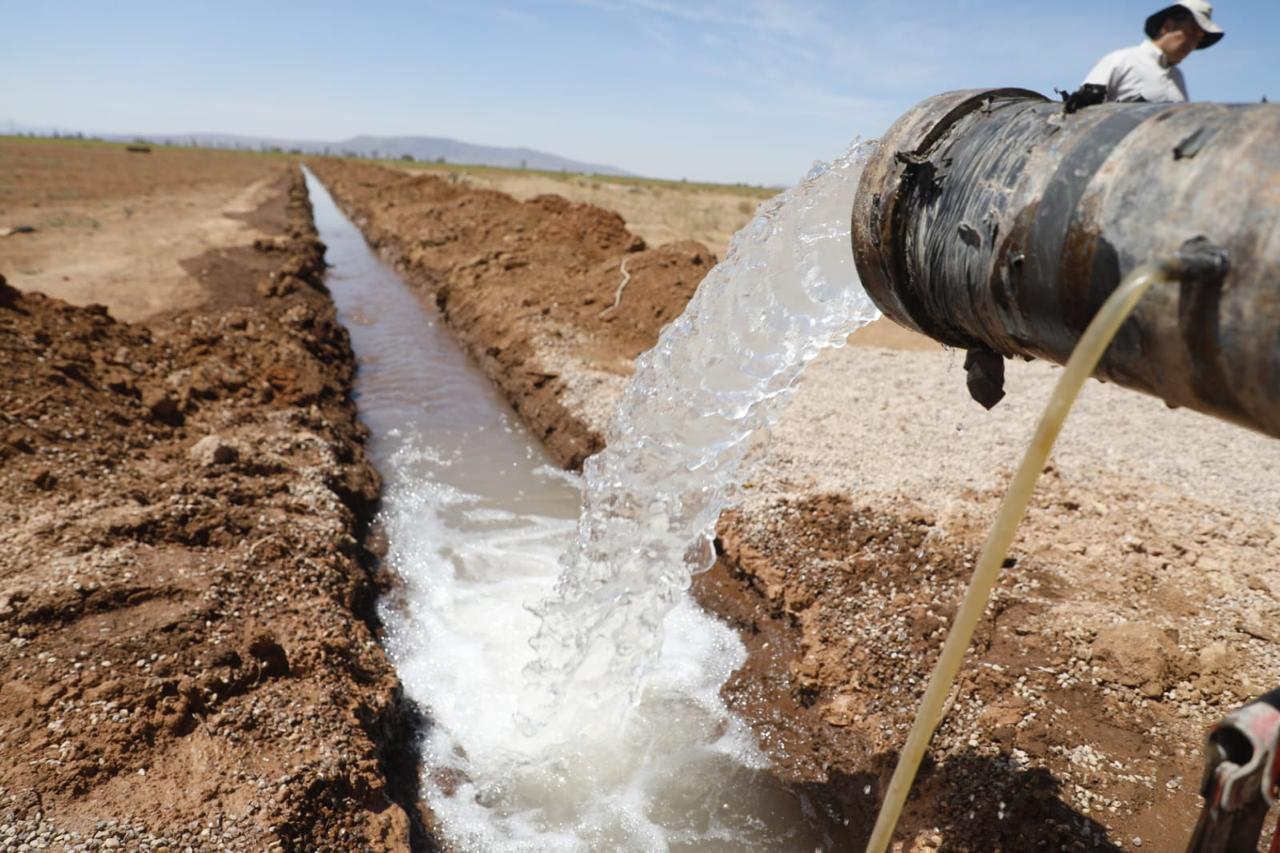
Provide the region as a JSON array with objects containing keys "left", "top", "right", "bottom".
[
  {"left": 705, "top": 495, "right": 1205, "bottom": 851},
  {"left": 0, "top": 174, "right": 423, "bottom": 850},
  {"left": 309, "top": 160, "right": 712, "bottom": 469}
]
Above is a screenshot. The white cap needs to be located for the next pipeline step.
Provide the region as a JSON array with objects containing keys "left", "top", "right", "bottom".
[{"left": 1146, "top": 1, "right": 1225, "bottom": 49}]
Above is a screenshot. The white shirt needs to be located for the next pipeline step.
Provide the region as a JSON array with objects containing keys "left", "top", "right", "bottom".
[{"left": 1084, "top": 40, "right": 1189, "bottom": 103}]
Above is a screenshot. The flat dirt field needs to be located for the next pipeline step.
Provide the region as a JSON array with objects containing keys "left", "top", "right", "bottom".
[
  {"left": 0, "top": 140, "right": 428, "bottom": 850},
  {"left": 311, "top": 158, "right": 1280, "bottom": 852},
  {"left": 0, "top": 140, "right": 298, "bottom": 322}
]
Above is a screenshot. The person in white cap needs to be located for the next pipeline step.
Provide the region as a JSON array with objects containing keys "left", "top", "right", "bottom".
[{"left": 1078, "top": 1, "right": 1225, "bottom": 104}]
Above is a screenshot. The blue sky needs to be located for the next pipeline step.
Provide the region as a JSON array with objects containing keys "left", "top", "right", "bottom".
[{"left": 3, "top": 1, "right": 1276, "bottom": 185}]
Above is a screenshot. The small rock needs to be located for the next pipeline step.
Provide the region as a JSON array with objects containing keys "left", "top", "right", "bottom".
[
  {"left": 820, "top": 694, "right": 859, "bottom": 727},
  {"left": 1197, "top": 642, "right": 1238, "bottom": 675},
  {"left": 140, "top": 387, "right": 183, "bottom": 426},
  {"left": 1238, "top": 620, "right": 1279, "bottom": 644},
  {"left": 281, "top": 304, "right": 313, "bottom": 327},
  {"left": 1091, "top": 622, "right": 1187, "bottom": 693},
  {"left": 189, "top": 435, "right": 239, "bottom": 467}
]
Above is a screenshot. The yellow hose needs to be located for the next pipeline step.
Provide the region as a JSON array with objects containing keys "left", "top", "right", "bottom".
[{"left": 865, "top": 261, "right": 1179, "bottom": 851}]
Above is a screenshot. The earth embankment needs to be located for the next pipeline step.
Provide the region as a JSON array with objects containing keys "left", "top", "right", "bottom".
[
  {"left": 314, "top": 158, "right": 1280, "bottom": 851},
  {"left": 1, "top": 147, "right": 424, "bottom": 850}
]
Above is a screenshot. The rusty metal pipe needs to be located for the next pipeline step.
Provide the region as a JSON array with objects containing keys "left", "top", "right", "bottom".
[{"left": 851, "top": 89, "right": 1280, "bottom": 439}]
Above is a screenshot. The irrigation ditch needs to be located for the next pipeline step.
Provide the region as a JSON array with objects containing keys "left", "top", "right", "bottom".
[{"left": 308, "top": 157, "right": 1277, "bottom": 851}]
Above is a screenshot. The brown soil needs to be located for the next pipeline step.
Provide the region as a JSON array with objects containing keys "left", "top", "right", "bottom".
[
  {"left": 0, "top": 150, "right": 426, "bottom": 850},
  {"left": 313, "top": 159, "right": 1280, "bottom": 851}
]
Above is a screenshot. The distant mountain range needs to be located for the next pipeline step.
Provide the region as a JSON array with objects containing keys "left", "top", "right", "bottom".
[{"left": 1, "top": 120, "right": 632, "bottom": 176}]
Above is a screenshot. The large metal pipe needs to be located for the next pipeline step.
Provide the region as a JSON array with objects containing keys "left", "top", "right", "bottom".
[{"left": 851, "top": 89, "right": 1280, "bottom": 439}]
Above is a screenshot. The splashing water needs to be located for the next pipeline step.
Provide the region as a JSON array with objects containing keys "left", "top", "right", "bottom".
[
  {"left": 312, "top": 137, "right": 882, "bottom": 852},
  {"left": 523, "top": 140, "right": 882, "bottom": 727}
]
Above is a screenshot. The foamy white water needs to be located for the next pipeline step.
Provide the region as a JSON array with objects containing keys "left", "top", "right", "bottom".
[
  {"left": 525, "top": 142, "right": 882, "bottom": 720},
  {"left": 305, "top": 140, "right": 879, "bottom": 852}
]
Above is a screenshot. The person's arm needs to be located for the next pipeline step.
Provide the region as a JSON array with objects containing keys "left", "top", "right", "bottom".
[
  {"left": 1082, "top": 50, "right": 1121, "bottom": 100},
  {"left": 1062, "top": 83, "right": 1107, "bottom": 113},
  {"left": 1062, "top": 50, "right": 1120, "bottom": 113}
]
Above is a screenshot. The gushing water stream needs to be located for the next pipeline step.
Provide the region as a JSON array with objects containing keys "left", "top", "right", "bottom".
[{"left": 305, "top": 140, "right": 879, "bottom": 852}]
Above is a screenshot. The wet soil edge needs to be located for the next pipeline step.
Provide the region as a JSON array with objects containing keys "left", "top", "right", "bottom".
[
  {"left": 285, "top": 169, "right": 438, "bottom": 851},
  {"left": 178, "top": 166, "right": 438, "bottom": 849}
]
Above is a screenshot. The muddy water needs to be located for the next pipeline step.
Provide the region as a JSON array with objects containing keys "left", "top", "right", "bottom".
[{"left": 303, "top": 171, "right": 829, "bottom": 851}]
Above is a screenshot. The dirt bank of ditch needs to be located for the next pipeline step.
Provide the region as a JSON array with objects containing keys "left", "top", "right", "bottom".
[
  {"left": 313, "top": 158, "right": 1280, "bottom": 852},
  {"left": 0, "top": 166, "right": 429, "bottom": 851}
]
